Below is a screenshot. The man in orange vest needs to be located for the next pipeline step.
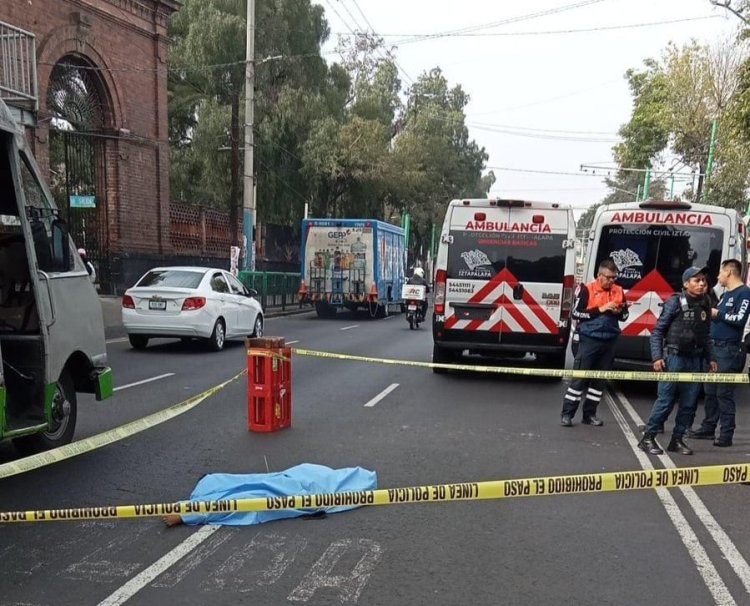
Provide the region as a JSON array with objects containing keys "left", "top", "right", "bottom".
[{"left": 561, "top": 258, "right": 628, "bottom": 427}]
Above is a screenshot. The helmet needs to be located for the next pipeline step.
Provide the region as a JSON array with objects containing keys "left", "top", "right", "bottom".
[
  {"left": 78, "top": 248, "right": 87, "bottom": 256},
  {"left": 413, "top": 267, "right": 424, "bottom": 278}
]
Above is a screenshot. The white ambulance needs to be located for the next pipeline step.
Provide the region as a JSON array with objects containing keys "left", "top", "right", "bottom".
[
  {"left": 432, "top": 199, "right": 577, "bottom": 371},
  {"left": 582, "top": 200, "right": 746, "bottom": 368}
]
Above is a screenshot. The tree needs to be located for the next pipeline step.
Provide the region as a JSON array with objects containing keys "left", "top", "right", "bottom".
[{"left": 614, "top": 40, "right": 748, "bottom": 209}]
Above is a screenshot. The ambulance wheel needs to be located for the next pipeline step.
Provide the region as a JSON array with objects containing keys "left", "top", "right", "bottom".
[
  {"left": 432, "top": 344, "right": 457, "bottom": 373},
  {"left": 542, "top": 350, "right": 567, "bottom": 376},
  {"left": 14, "top": 371, "right": 77, "bottom": 455}
]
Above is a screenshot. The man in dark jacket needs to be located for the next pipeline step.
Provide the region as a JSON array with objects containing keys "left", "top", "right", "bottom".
[
  {"left": 639, "top": 266, "right": 718, "bottom": 456},
  {"left": 560, "top": 258, "right": 628, "bottom": 427},
  {"left": 688, "top": 259, "right": 750, "bottom": 447}
]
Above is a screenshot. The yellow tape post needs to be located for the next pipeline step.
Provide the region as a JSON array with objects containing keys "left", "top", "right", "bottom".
[
  {"left": 292, "top": 348, "right": 749, "bottom": 384},
  {"left": 0, "top": 370, "right": 246, "bottom": 481},
  {"left": 1, "top": 463, "right": 748, "bottom": 524}
]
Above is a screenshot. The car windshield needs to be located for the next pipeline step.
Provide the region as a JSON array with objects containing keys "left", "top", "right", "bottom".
[{"left": 136, "top": 269, "right": 205, "bottom": 289}]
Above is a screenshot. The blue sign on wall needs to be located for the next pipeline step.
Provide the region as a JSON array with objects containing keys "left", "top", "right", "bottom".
[{"left": 70, "top": 195, "right": 96, "bottom": 208}]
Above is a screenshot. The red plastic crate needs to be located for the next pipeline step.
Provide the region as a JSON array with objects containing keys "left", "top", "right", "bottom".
[{"left": 248, "top": 347, "right": 292, "bottom": 432}]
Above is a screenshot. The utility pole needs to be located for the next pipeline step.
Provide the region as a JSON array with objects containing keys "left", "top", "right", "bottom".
[
  {"left": 642, "top": 168, "right": 652, "bottom": 201},
  {"left": 705, "top": 119, "right": 719, "bottom": 191},
  {"left": 243, "top": 0, "right": 256, "bottom": 270}
]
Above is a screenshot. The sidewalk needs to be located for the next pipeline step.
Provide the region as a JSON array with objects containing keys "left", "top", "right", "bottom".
[{"left": 99, "top": 296, "right": 312, "bottom": 340}]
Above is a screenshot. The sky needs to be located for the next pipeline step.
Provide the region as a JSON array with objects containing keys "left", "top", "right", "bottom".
[{"left": 314, "top": 0, "right": 744, "bottom": 218}]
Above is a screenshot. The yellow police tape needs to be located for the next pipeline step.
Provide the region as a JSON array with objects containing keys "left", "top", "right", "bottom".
[
  {"left": 0, "top": 369, "right": 246, "bottom": 481},
  {"left": 1, "top": 463, "right": 747, "bottom": 523},
  {"left": 292, "top": 348, "right": 749, "bottom": 384}
]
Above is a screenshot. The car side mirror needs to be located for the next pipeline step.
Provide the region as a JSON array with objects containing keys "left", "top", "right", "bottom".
[{"left": 247, "top": 288, "right": 258, "bottom": 298}]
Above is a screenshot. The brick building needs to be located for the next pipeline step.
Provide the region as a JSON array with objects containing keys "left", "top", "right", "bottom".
[{"left": 1, "top": 0, "right": 179, "bottom": 293}]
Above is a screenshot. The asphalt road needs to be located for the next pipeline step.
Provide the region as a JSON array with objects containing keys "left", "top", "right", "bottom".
[{"left": 1, "top": 310, "right": 749, "bottom": 605}]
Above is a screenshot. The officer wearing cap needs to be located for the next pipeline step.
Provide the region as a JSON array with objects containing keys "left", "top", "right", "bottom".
[
  {"left": 688, "top": 259, "right": 750, "bottom": 447},
  {"left": 639, "top": 266, "right": 717, "bottom": 456}
]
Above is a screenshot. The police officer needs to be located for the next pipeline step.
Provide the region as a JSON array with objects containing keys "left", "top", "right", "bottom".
[
  {"left": 688, "top": 259, "right": 750, "bottom": 447},
  {"left": 639, "top": 266, "right": 718, "bottom": 456},
  {"left": 560, "top": 258, "right": 627, "bottom": 427}
]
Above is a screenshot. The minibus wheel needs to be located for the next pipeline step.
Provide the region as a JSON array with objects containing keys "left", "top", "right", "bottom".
[{"left": 14, "top": 372, "right": 77, "bottom": 455}]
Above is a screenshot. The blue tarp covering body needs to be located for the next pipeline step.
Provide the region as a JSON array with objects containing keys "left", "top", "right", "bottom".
[{"left": 182, "top": 463, "right": 378, "bottom": 526}]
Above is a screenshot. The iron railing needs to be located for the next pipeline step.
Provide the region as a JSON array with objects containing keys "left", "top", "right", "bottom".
[
  {"left": 0, "top": 21, "right": 37, "bottom": 110},
  {"left": 238, "top": 271, "right": 302, "bottom": 312}
]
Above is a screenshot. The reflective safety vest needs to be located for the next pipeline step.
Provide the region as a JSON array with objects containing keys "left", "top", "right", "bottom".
[
  {"left": 585, "top": 280, "right": 625, "bottom": 312},
  {"left": 577, "top": 280, "right": 625, "bottom": 340}
]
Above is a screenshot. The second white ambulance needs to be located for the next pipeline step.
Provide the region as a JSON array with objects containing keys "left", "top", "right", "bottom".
[{"left": 582, "top": 200, "right": 747, "bottom": 368}]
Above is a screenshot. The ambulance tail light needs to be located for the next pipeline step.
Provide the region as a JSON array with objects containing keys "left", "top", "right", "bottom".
[
  {"left": 435, "top": 269, "right": 447, "bottom": 315},
  {"left": 561, "top": 275, "right": 574, "bottom": 321},
  {"left": 639, "top": 200, "right": 692, "bottom": 210}
]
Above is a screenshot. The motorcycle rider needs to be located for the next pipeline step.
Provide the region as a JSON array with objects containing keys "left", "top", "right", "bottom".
[{"left": 407, "top": 267, "right": 430, "bottom": 319}]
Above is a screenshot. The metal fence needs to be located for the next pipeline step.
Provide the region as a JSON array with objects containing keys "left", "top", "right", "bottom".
[
  {"left": 0, "top": 21, "right": 37, "bottom": 109},
  {"left": 238, "top": 271, "right": 302, "bottom": 312}
]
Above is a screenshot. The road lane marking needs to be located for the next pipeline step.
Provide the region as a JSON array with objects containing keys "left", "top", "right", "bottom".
[
  {"left": 114, "top": 373, "right": 175, "bottom": 392},
  {"left": 605, "top": 391, "right": 736, "bottom": 605},
  {"left": 106, "top": 337, "right": 128, "bottom": 344},
  {"left": 97, "top": 525, "right": 221, "bottom": 606},
  {"left": 288, "top": 538, "right": 383, "bottom": 603},
  {"left": 286, "top": 340, "right": 300, "bottom": 345},
  {"left": 340, "top": 325, "right": 359, "bottom": 331},
  {"left": 364, "top": 384, "right": 399, "bottom": 408},
  {"left": 611, "top": 386, "right": 750, "bottom": 598}
]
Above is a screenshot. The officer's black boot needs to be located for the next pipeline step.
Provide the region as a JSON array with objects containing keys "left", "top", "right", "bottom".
[
  {"left": 667, "top": 436, "right": 693, "bottom": 455},
  {"left": 638, "top": 433, "right": 663, "bottom": 455}
]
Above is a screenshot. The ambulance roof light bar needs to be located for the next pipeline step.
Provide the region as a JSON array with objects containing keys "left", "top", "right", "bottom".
[{"left": 639, "top": 200, "right": 692, "bottom": 210}]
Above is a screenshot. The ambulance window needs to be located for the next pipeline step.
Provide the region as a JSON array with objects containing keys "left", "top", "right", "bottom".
[
  {"left": 596, "top": 225, "right": 723, "bottom": 291},
  {"left": 446, "top": 230, "right": 506, "bottom": 279},
  {"left": 505, "top": 234, "right": 565, "bottom": 283}
]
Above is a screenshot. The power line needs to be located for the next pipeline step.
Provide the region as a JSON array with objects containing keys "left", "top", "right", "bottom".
[
  {"left": 393, "top": 0, "right": 610, "bottom": 45},
  {"left": 332, "top": 15, "right": 719, "bottom": 39},
  {"left": 324, "top": 0, "right": 414, "bottom": 85},
  {"left": 468, "top": 124, "right": 619, "bottom": 143}
]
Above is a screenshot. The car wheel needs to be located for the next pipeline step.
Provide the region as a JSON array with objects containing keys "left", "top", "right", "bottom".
[
  {"left": 251, "top": 315, "right": 264, "bottom": 338},
  {"left": 129, "top": 334, "right": 149, "bottom": 350},
  {"left": 208, "top": 318, "right": 226, "bottom": 351},
  {"left": 14, "top": 371, "right": 77, "bottom": 455}
]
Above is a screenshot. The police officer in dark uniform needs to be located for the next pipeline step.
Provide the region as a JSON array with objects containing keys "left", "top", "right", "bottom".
[
  {"left": 639, "top": 266, "right": 718, "bottom": 456},
  {"left": 560, "top": 258, "right": 628, "bottom": 427}
]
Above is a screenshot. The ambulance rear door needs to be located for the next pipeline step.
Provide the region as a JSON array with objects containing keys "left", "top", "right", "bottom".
[
  {"left": 592, "top": 207, "right": 727, "bottom": 362},
  {"left": 496, "top": 203, "right": 572, "bottom": 348}
]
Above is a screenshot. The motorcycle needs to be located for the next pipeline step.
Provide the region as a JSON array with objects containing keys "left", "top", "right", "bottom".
[{"left": 402, "top": 284, "right": 427, "bottom": 330}]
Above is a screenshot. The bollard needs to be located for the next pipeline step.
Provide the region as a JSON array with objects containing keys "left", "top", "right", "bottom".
[{"left": 246, "top": 337, "right": 292, "bottom": 433}]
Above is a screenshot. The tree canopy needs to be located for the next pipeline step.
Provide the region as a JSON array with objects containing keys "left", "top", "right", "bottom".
[{"left": 167, "top": 0, "right": 493, "bottom": 259}]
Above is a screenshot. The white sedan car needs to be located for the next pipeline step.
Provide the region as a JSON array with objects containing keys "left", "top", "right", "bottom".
[{"left": 122, "top": 266, "right": 263, "bottom": 351}]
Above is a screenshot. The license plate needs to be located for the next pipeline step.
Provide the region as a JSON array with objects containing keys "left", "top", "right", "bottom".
[
  {"left": 149, "top": 300, "right": 167, "bottom": 310},
  {"left": 407, "top": 304, "right": 417, "bottom": 311}
]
